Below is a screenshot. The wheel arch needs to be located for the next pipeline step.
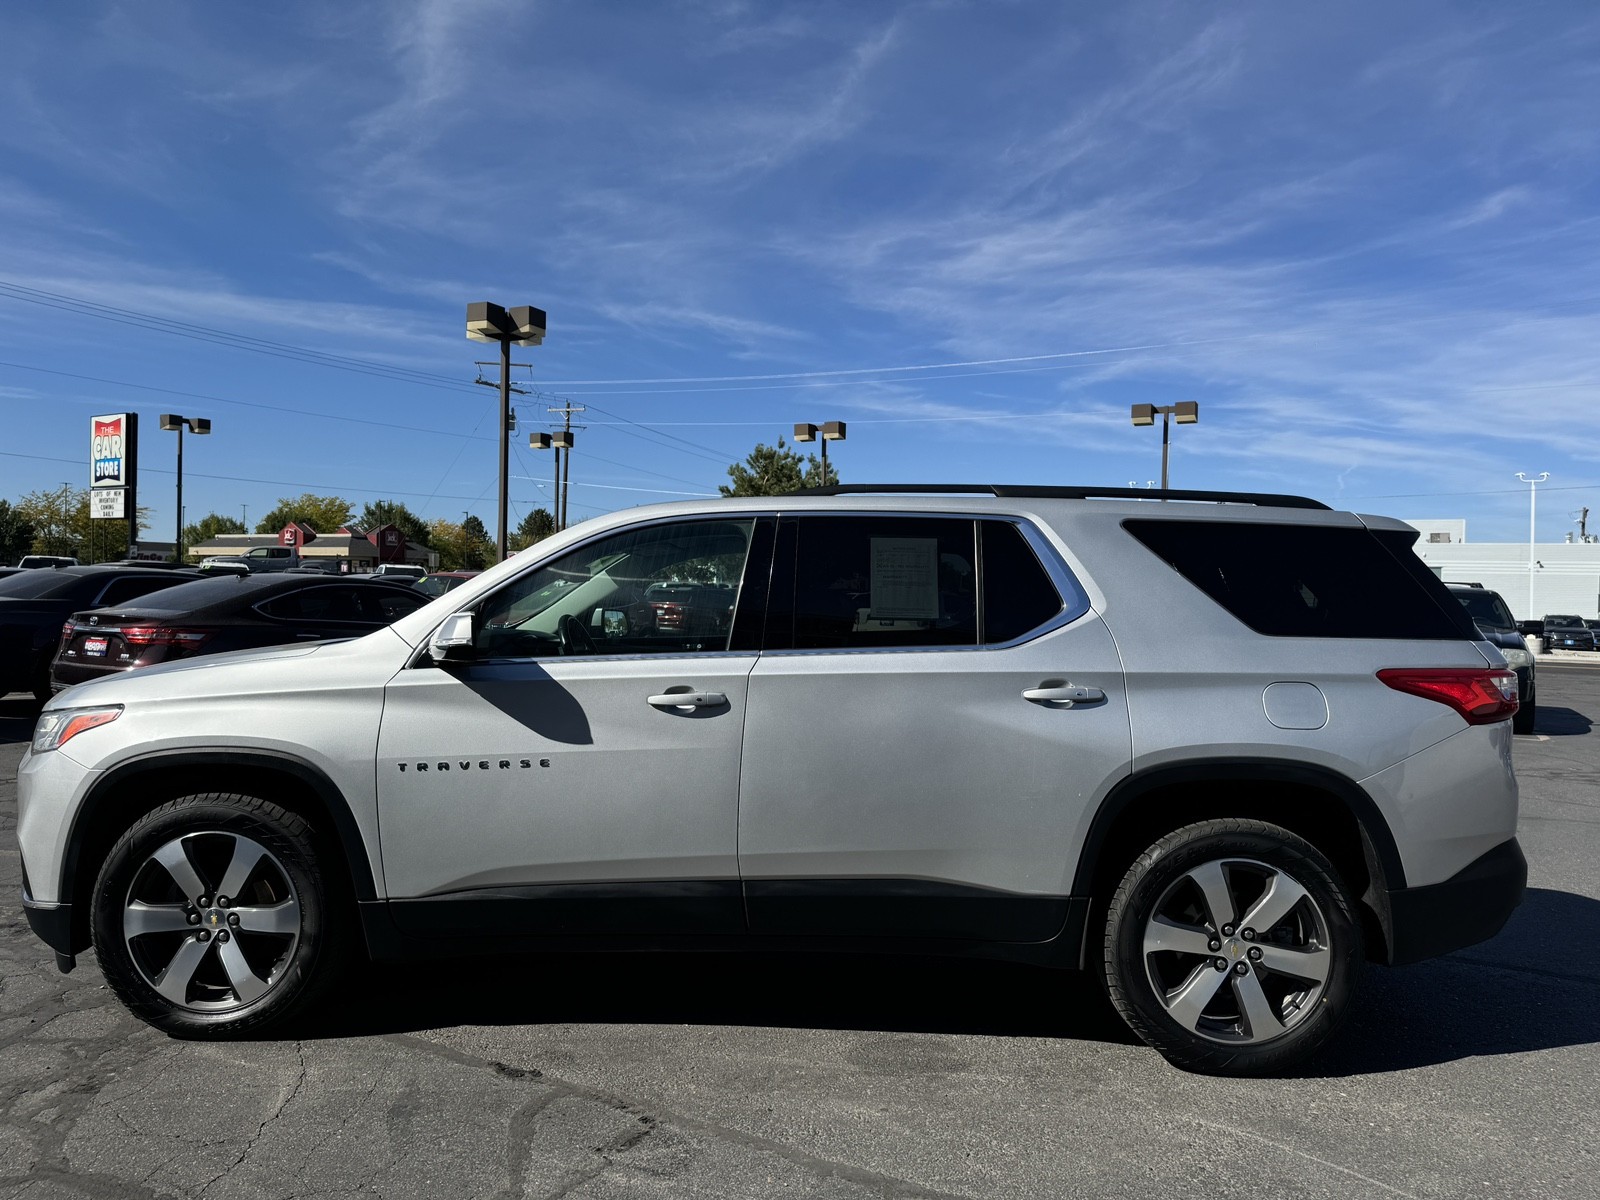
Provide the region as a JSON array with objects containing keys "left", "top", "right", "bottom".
[
  {"left": 62, "top": 750, "right": 378, "bottom": 954},
  {"left": 1073, "top": 760, "right": 1403, "bottom": 965}
]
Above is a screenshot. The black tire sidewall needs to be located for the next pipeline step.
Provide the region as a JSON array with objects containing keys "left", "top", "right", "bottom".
[
  {"left": 92, "top": 794, "right": 335, "bottom": 1037},
  {"left": 1104, "top": 820, "right": 1363, "bottom": 1075}
]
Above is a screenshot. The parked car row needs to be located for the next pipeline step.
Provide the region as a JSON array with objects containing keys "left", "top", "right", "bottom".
[{"left": 0, "top": 565, "right": 430, "bottom": 700}]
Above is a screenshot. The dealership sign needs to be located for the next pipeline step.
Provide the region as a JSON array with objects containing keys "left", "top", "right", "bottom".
[{"left": 89, "top": 413, "right": 139, "bottom": 532}]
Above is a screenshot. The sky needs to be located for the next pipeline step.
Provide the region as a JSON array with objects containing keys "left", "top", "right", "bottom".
[{"left": 2, "top": 0, "right": 1599, "bottom": 546}]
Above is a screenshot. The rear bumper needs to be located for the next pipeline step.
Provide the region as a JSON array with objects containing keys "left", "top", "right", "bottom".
[{"left": 1385, "top": 838, "right": 1526, "bottom": 966}]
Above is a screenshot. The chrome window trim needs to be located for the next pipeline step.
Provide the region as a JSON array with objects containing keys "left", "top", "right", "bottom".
[
  {"left": 766, "top": 510, "right": 1091, "bottom": 656},
  {"left": 416, "top": 507, "right": 1092, "bottom": 666}
]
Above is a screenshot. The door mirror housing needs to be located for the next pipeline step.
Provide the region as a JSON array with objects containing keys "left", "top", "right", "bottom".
[{"left": 428, "top": 612, "right": 476, "bottom": 663}]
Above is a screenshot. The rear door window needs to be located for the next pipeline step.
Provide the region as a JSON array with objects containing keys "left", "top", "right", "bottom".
[{"left": 1124, "top": 520, "right": 1478, "bottom": 640}]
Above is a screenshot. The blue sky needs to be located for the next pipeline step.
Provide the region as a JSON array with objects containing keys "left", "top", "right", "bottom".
[{"left": 2, "top": 1, "right": 1599, "bottom": 544}]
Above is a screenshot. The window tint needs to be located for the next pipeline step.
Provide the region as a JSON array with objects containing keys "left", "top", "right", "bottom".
[
  {"left": 258, "top": 586, "right": 368, "bottom": 622},
  {"left": 473, "top": 519, "right": 756, "bottom": 658},
  {"left": 0, "top": 571, "right": 93, "bottom": 600},
  {"left": 782, "top": 517, "right": 978, "bottom": 650},
  {"left": 1453, "top": 589, "right": 1515, "bottom": 632},
  {"left": 1124, "top": 520, "right": 1478, "bottom": 640},
  {"left": 95, "top": 575, "right": 191, "bottom": 606},
  {"left": 980, "top": 521, "right": 1064, "bottom": 643},
  {"left": 364, "top": 588, "right": 429, "bottom": 621}
]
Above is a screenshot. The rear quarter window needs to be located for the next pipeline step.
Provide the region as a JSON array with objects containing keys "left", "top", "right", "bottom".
[{"left": 1123, "top": 519, "right": 1479, "bottom": 640}]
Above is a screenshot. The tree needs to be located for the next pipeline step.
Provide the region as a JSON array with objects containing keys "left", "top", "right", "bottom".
[
  {"left": 511, "top": 507, "right": 556, "bottom": 551},
  {"left": 0, "top": 499, "right": 37, "bottom": 566},
  {"left": 426, "top": 518, "right": 494, "bottom": 571},
  {"left": 182, "top": 513, "right": 246, "bottom": 548},
  {"left": 719, "top": 438, "right": 838, "bottom": 497},
  {"left": 14, "top": 486, "right": 148, "bottom": 562},
  {"left": 256, "top": 494, "right": 353, "bottom": 535},
  {"left": 359, "top": 500, "right": 431, "bottom": 547}
]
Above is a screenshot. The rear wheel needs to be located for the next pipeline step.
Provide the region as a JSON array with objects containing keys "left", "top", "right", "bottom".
[
  {"left": 92, "top": 793, "right": 344, "bottom": 1037},
  {"left": 1102, "top": 819, "right": 1362, "bottom": 1075}
]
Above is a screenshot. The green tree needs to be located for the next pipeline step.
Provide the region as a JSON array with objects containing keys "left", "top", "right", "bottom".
[
  {"left": 511, "top": 507, "right": 556, "bottom": 551},
  {"left": 426, "top": 518, "right": 493, "bottom": 571},
  {"left": 718, "top": 438, "right": 838, "bottom": 497},
  {"left": 182, "top": 513, "right": 247, "bottom": 549},
  {"left": 0, "top": 499, "right": 37, "bottom": 566},
  {"left": 256, "top": 493, "right": 353, "bottom": 535},
  {"left": 14, "top": 486, "right": 147, "bottom": 562},
  {"left": 359, "top": 500, "right": 431, "bottom": 547}
]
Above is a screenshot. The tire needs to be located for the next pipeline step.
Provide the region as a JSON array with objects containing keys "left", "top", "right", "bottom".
[
  {"left": 1513, "top": 696, "right": 1536, "bottom": 735},
  {"left": 1102, "top": 819, "right": 1363, "bottom": 1076},
  {"left": 32, "top": 656, "right": 52, "bottom": 704},
  {"left": 92, "top": 793, "right": 345, "bottom": 1038}
]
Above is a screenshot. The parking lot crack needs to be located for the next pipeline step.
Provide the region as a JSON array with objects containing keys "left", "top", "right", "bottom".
[{"left": 196, "top": 1040, "right": 308, "bottom": 1198}]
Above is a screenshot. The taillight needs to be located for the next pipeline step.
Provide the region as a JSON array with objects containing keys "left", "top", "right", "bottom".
[
  {"left": 119, "top": 626, "right": 215, "bottom": 649},
  {"left": 60, "top": 621, "right": 74, "bottom": 644},
  {"left": 1377, "top": 667, "right": 1519, "bottom": 725}
]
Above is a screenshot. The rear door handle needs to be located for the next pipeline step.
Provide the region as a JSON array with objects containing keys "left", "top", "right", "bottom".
[
  {"left": 1022, "top": 684, "right": 1105, "bottom": 705},
  {"left": 647, "top": 691, "right": 728, "bottom": 710}
]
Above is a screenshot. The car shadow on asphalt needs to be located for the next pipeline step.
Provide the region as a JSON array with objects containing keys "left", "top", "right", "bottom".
[
  {"left": 292, "top": 887, "right": 1600, "bottom": 1075},
  {"left": 1311, "top": 886, "right": 1600, "bottom": 1076},
  {"left": 1534, "top": 705, "right": 1593, "bottom": 736},
  {"left": 0, "top": 695, "right": 42, "bottom": 745},
  {"left": 295, "top": 951, "right": 1143, "bottom": 1047}
]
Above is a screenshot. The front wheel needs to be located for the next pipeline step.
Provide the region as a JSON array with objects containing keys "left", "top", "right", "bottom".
[
  {"left": 1102, "top": 819, "right": 1362, "bottom": 1075},
  {"left": 92, "top": 794, "right": 343, "bottom": 1037}
]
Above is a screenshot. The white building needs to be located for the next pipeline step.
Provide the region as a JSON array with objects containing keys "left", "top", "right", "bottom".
[{"left": 1404, "top": 520, "right": 1600, "bottom": 621}]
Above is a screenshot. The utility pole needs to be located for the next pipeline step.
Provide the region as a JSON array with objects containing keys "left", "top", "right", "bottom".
[{"left": 1579, "top": 507, "right": 1590, "bottom": 542}]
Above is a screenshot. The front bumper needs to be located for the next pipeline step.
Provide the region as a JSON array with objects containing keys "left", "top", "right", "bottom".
[{"left": 1386, "top": 838, "right": 1526, "bottom": 965}]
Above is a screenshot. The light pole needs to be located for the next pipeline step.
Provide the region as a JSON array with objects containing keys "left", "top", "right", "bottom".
[
  {"left": 793, "top": 421, "right": 846, "bottom": 483},
  {"left": 159, "top": 414, "right": 211, "bottom": 563},
  {"left": 1130, "top": 402, "right": 1198, "bottom": 489},
  {"left": 466, "top": 302, "right": 546, "bottom": 562},
  {"left": 1516, "top": 472, "right": 1548, "bottom": 619},
  {"left": 529, "top": 430, "right": 575, "bottom": 531}
]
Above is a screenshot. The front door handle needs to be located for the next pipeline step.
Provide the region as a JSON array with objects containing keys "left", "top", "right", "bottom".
[
  {"left": 1022, "top": 684, "right": 1105, "bottom": 705},
  {"left": 647, "top": 691, "right": 728, "bottom": 710}
]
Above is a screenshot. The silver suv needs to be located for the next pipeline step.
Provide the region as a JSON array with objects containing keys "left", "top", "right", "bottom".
[{"left": 18, "top": 486, "right": 1525, "bottom": 1074}]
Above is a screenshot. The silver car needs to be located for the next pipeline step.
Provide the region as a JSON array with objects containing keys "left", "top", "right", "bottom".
[{"left": 18, "top": 485, "right": 1525, "bottom": 1074}]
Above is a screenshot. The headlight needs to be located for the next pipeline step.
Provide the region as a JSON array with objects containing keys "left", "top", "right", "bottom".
[
  {"left": 31, "top": 705, "right": 122, "bottom": 754},
  {"left": 1501, "top": 648, "right": 1533, "bottom": 668}
]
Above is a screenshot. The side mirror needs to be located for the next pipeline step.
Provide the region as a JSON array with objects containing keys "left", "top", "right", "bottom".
[
  {"left": 427, "top": 612, "right": 476, "bottom": 663},
  {"left": 602, "top": 608, "right": 628, "bottom": 638}
]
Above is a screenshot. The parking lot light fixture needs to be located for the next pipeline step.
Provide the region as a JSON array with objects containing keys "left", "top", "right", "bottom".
[
  {"left": 467, "top": 302, "right": 547, "bottom": 562},
  {"left": 793, "top": 420, "right": 846, "bottom": 483},
  {"left": 1515, "top": 472, "right": 1549, "bottom": 618},
  {"left": 159, "top": 414, "right": 211, "bottom": 563},
  {"left": 1130, "top": 402, "right": 1198, "bottom": 489}
]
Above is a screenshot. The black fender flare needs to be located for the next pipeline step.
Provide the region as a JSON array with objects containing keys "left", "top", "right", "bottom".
[
  {"left": 1070, "top": 758, "right": 1407, "bottom": 896},
  {"left": 63, "top": 749, "right": 379, "bottom": 911}
]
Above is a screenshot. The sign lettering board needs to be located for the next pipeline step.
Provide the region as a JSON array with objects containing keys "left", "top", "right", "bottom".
[
  {"left": 90, "top": 489, "right": 127, "bottom": 520},
  {"left": 91, "top": 413, "right": 137, "bottom": 489}
]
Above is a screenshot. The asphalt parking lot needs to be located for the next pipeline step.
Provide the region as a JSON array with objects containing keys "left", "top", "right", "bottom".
[{"left": 1, "top": 669, "right": 1597, "bottom": 1200}]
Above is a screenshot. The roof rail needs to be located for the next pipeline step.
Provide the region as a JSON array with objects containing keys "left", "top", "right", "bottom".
[{"left": 790, "top": 484, "right": 1330, "bottom": 510}]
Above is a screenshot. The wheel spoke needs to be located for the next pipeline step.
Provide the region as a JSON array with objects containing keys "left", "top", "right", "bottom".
[
  {"left": 1143, "top": 915, "right": 1216, "bottom": 958},
  {"left": 1232, "top": 969, "right": 1285, "bottom": 1040},
  {"left": 232, "top": 901, "right": 300, "bottom": 936},
  {"left": 1240, "top": 872, "right": 1309, "bottom": 935},
  {"left": 1163, "top": 964, "right": 1230, "bottom": 1032},
  {"left": 215, "top": 937, "right": 270, "bottom": 1004},
  {"left": 153, "top": 936, "right": 212, "bottom": 1004},
  {"left": 216, "top": 837, "right": 268, "bottom": 900},
  {"left": 152, "top": 839, "right": 208, "bottom": 902},
  {"left": 1184, "top": 861, "right": 1236, "bottom": 931},
  {"left": 1257, "top": 942, "right": 1331, "bottom": 984},
  {"left": 123, "top": 901, "right": 192, "bottom": 939}
]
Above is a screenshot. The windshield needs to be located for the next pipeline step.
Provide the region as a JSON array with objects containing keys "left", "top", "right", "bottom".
[
  {"left": 1453, "top": 590, "right": 1515, "bottom": 631},
  {"left": 1546, "top": 615, "right": 1584, "bottom": 628}
]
